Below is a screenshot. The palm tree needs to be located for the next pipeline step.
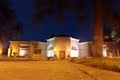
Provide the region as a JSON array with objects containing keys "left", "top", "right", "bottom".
[{"left": 31, "top": 0, "right": 115, "bottom": 57}]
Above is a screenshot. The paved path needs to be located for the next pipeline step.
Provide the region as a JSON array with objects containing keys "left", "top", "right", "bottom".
[{"left": 0, "top": 61, "right": 120, "bottom": 80}]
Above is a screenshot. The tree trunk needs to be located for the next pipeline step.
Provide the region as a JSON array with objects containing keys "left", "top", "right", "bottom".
[{"left": 93, "top": 0, "right": 103, "bottom": 57}]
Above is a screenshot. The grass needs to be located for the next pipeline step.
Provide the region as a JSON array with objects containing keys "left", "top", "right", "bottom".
[{"left": 72, "top": 58, "right": 120, "bottom": 73}]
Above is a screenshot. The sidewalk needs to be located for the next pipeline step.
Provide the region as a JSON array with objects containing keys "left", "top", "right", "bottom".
[
  {"left": 71, "top": 62, "right": 120, "bottom": 80},
  {"left": 0, "top": 61, "right": 120, "bottom": 80}
]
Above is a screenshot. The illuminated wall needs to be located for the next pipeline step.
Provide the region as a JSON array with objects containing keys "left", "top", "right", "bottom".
[
  {"left": 9, "top": 41, "right": 47, "bottom": 58},
  {"left": 47, "top": 50, "right": 54, "bottom": 57},
  {"left": 103, "top": 44, "right": 107, "bottom": 57},
  {"left": 54, "top": 37, "right": 70, "bottom": 59},
  {"left": 8, "top": 40, "right": 118, "bottom": 59},
  {"left": 8, "top": 41, "right": 21, "bottom": 56},
  {"left": 47, "top": 38, "right": 55, "bottom": 57},
  {"left": 78, "top": 42, "right": 93, "bottom": 57},
  {"left": 37, "top": 42, "right": 47, "bottom": 57},
  {"left": 47, "top": 36, "right": 79, "bottom": 59},
  {"left": 9, "top": 41, "right": 34, "bottom": 57},
  {"left": 0, "top": 42, "right": 2, "bottom": 55},
  {"left": 19, "top": 43, "right": 30, "bottom": 56},
  {"left": 70, "top": 38, "right": 79, "bottom": 57},
  {"left": 78, "top": 42, "right": 118, "bottom": 58}
]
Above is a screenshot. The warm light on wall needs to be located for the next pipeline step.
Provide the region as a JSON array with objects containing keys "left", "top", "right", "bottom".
[
  {"left": 47, "top": 50, "right": 54, "bottom": 57},
  {"left": 67, "top": 49, "right": 70, "bottom": 51},
  {"left": 19, "top": 49, "right": 29, "bottom": 56},
  {"left": 54, "top": 49, "right": 56, "bottom": 51},
  {"left": 70, "top": 50, "right": 79, "bottom": 57},
  {"left": 19, "top": 49, "right": 26, "bottom": 56},
  {"left": 0, "top": 49, "right": 2, "bottom": 55}
]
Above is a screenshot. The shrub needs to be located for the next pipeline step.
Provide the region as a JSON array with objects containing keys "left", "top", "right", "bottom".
[{"left": 74, "top": 58, "right": 120, "bottom": 73}]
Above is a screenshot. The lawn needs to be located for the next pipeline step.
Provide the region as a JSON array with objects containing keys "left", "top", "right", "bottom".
[{"left": 72, "top": 58, "right": 120, "bottom": 73}]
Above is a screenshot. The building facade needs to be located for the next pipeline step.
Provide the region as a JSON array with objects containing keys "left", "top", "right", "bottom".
[
  {"left": 8, "top": 41, "right": 47, "bottom": 59},
  {"left": 47, "top": 36, "right": 79, "bottom": 59},
  {"left": 8, "top": 36, "right": 118, "bottom": 59}
]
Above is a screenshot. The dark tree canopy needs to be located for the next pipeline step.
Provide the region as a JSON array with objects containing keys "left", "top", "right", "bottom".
[
  {"left": 0, "top": 0, "right": 15, "bottom": 26},
  {"left": 0, "top": 0, "right": 23, "bottom": 42},
  {"left": 32, "top": 0, "right": 90, "bottom": 25},
  {"left": 111, "top": 11, "right": 120, "bottom": 41},
  {"left": 31, "top": 0, "right": 120, "bottom": 57},
  {"left": 0, "top": 0, "right": 23, "bottom": 56}
]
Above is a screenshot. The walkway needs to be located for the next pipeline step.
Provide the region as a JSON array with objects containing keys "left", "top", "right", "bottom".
[{"left": 0, "top": 61, "right": 120, "bottom": 80}]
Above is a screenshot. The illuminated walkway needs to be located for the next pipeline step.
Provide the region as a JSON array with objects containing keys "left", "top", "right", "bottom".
[{"left": 0, "top": 61, "right": 120, "bottom": 80}]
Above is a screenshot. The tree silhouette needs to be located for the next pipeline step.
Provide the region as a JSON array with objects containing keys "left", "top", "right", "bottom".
[
  {"left": 32, "top": 0, "right": 90, "bottom": 25},
  {"left": 0, "top": 0, "right": 23, "bottom": 55},
  {"left": 32, "top": 0, "right": 117, "bottom": 57},
  {"left": 111, "top": 11, "right": 120, "bottom": 41}
]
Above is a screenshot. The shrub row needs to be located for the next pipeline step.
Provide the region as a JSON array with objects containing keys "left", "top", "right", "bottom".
[{"left": 73, "top": 58, "right": 120, "bottom": 73}]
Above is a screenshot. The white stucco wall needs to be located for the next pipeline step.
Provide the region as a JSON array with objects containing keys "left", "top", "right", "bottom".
[
  {"left": 79, "top": 42, "right": 89, "bottom": 57},
  {"left": 70, "top": 37, "right": 79, "bottom": 57},
  {"left": 38, "top": 42, "right": 47, "bottom": 56},
  {"left": 46, "top": 38, "right": 55, "bottom": 57}
]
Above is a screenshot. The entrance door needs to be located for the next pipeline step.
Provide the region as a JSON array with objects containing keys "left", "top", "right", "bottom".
[{"left": 59, "top": 50, "right": 65, "bottom": 59}]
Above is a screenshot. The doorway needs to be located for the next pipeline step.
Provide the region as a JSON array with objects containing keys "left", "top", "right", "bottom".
[{"left": 59, "top": 50, "right": 65, "bottom": 59}]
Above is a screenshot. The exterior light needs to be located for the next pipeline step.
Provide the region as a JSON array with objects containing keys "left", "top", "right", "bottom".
[
  {"left": 67, "top": 49, "right": 70, "bottom": 51},
  {"left": 0, "top": 49, "right": 1, "bottom": 54},
  {"left": 54, "top": 49, "right": 56, "bottom": 51}
]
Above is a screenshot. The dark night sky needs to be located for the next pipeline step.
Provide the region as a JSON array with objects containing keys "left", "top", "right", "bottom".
[{"left": 10, "top": 0, "right": 120, "bottom": 42}]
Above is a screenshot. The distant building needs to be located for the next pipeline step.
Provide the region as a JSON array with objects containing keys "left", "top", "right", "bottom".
[{"left": 8, "top": 35, "right": 118, "bottom": 59}]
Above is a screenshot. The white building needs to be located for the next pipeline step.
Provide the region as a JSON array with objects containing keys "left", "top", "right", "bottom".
[
  {"left": 46, "top": 36, "right": 79, "bottom": 59},
  {"left": 8, "top": 41, "right": 47, "bottom": 59},
  {"left": 78, "top": 42, "right": 93, "bottom": 57},
  {"left": 8, "top": 35, "right": 118, "bottom": 59}
]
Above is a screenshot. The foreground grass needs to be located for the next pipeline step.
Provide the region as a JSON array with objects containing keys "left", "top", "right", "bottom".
[{"left": 72, "top": 58, "right": 120, "bottom": 73}]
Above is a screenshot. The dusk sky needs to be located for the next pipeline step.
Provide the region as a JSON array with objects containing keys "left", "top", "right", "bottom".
[{"left": 10, "top": 0, "right": 120, "bottom": 42}]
